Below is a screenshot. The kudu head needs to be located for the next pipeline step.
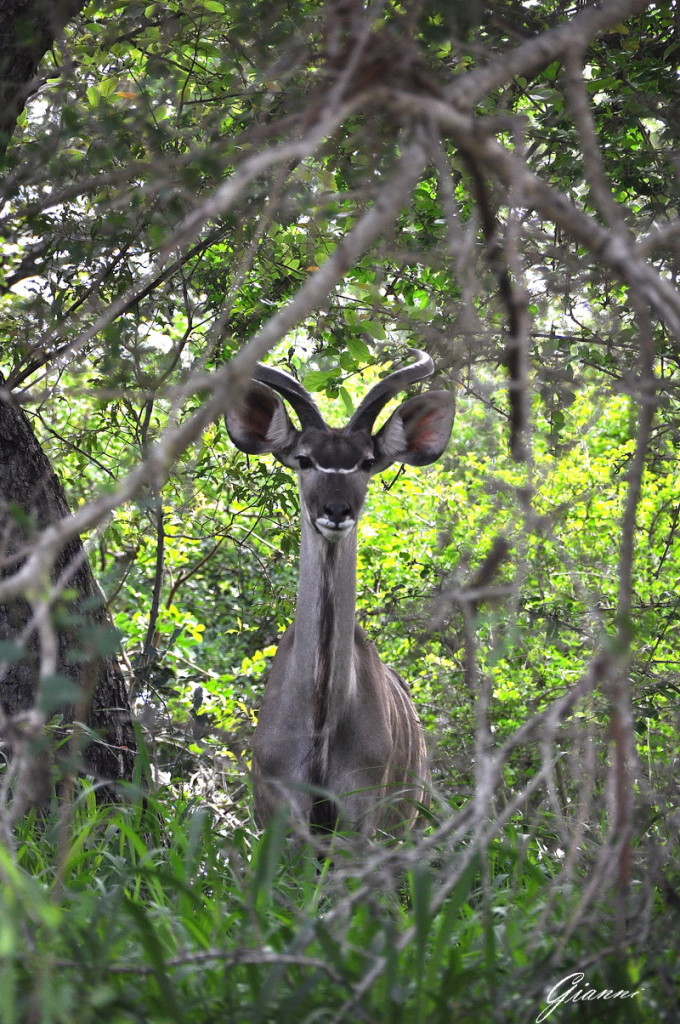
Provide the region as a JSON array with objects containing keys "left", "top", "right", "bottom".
[{"left": 226, "top": 350, "right": 455, "bottom": 542}]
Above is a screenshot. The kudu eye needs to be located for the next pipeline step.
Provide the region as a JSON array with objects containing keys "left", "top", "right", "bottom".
[
  {"left": 296, "top": 455, "right": 313, "bottom": 470},
  {"left": 361, "top": 457, "right": 375, "bottom": 471}
]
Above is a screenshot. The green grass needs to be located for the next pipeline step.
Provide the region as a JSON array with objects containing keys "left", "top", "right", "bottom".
[{"left": 0, "top": 783, "right": 675, "bottom": 1024}]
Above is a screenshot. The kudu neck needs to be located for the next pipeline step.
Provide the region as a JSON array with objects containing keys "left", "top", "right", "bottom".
[{"left": 292, "top": 514, "right": 358, "bottom": 699}]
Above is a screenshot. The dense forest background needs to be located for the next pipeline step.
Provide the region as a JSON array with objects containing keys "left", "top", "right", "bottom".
[{"left": 0, "top": 0, "right": 678, "bottom": 1020}]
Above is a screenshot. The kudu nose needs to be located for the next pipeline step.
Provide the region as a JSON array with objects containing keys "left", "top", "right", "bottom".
[{"left": 324, "top": 502, "right": 352, "bottom": 526}]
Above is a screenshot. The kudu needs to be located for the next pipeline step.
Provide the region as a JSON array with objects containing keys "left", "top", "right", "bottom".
[{"left": 226, "top": 350, "right": 454, "bottom": 837}]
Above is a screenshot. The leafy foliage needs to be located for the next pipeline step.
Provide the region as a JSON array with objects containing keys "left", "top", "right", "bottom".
[
  {"left": 1, "top": 0, "right": 679, "bottom": 1020},
  {"left": 1, "top": 790, "right": 673, "bottom": 1024}
]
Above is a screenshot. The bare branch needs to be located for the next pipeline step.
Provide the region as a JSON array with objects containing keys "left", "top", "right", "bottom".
[
  {"left": 0, "top": 133, "right": 429, "bottom": 603},
  {"left": 562, "top": 49, "right": 631, "bottom": 235},
  {"left": 449, "top": 0, "right": 652, "bottom": 110},
  {"left": 391, "top": 90, "right": 680, "bottom": 337}
]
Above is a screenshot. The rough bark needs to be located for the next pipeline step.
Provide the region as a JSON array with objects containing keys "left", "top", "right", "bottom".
[
  {"left": 0, "top": 386, "right": 135, "bottom": 794},
  {"left": 0, "top": 0, "right": 135, "bottom": 798},
  {"left": 0, "top": 0, "right": 88, "bottom": 161}
]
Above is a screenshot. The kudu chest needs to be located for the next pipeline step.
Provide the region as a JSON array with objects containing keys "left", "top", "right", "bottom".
[{"left": 226, "top": 349, "right": 454, "bottom": 837}]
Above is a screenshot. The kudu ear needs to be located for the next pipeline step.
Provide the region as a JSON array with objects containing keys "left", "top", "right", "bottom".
[
  {"left": 226, "top": 381, "right": 298, "bottom": 464},
  {"left": 373, "top": 390, "right": 455, "bottom": 469}
]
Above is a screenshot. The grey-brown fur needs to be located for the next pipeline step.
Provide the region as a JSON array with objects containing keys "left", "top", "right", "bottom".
[{"left": 226, "top": 351, "right": 454, "bottom": 837}]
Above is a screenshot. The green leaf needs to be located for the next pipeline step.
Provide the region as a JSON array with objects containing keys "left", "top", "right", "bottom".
[
  {"left": 410, "top": 861, "right": 432, "bottom": 973},
  {"left": 0, "top": 640, "right": 23, "bottom": 664},
  {"left": 338, "top": 386, "right": 354, "bottom": 416},
  {"left": 302, "top": 370, "right": 331, "bottom": 392},
  {"left": 123, "top": 897, "right": 177, "bottom": 1013},
  {"left": 359, "top": 321, "right": 385, "bottom": 341},
  {"left": 346, "top": 336, "right": 371, "bottom": 361},
  {"left": 38, "top": 674, "right": 82, "bottom": 712},
  {"left": 99, "top": 79, "right": 118, "bottom": 98}
]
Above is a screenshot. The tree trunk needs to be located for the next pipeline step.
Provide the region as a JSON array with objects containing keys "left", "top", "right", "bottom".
[
  {"left": 0, "top": 2, "right": 135, "bottom": 804},
  {"left": 0, "top": 386, "right": 135, "bottom": 797},
  {"left": 0, "top": 0, "right": 88, "bottom": 161}
]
